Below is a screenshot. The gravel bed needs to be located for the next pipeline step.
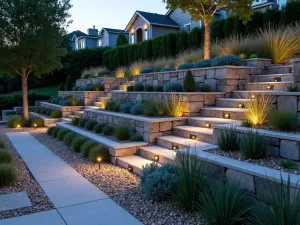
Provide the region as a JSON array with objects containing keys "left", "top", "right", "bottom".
[
  {"left": 32, "top": 130, "right": 205, "bottom": 225},
  {"left": 0, "top": 126, "right": 54, "bottom": 219},
  {"left": 206, "top": 148, "right": 300, "bottom": 175}
]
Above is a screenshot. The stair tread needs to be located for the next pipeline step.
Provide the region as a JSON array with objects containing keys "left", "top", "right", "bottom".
[
  {"left": 247, "top": 81, "right": 293, "bottom": 84},
  {"left": 188, "top": 117, "right": 241, "bottom": 124},
  {"left": 118, "top": 155, "right": 157, "bottom": 169},
  {"left": 201, "top": 107, "right": 246, "bottom": 112},
  {"left": 174, "top": 126, "right": 213, "bottom": 135},
  {"left": 216, "top": 98, "right": 251, "bottom": 102},
  {"left": 157, "top": 135, "right": 213, "bottom": 147},
  {"left": 254, "top": 73, "right": 292, "bottom": 77},
  {"left": 139, "top": 146, "right": 176, "bottom": 159}
]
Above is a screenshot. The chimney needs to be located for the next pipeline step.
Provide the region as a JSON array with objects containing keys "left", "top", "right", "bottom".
[{"left": 87, "top": 26, "right": 98, "bottom": 36}]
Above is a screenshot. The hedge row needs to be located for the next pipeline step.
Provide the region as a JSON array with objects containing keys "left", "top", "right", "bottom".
[{"left": 103, "top": 1, "right": 300, "bottom": 70}]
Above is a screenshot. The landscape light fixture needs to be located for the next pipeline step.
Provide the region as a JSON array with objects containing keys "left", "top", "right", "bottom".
[
  {"left": 190, "top": 134, "right": 197, "bottom": 140},
  {"left": 205, "top": 122, "right": 211, "bottom": 128},
  {"left": 251, "top": 95, "right": 255, "bottom": 99},
  {"left": 274, "top": 77, "right": 281, "bottom": 82},
  {"left": 238, "top": 103, "right": 244, "bottom": 108},
  {"left": 223, "top": 113, "right": 230, "bottom": 119},
  {"left": 34, "top": 123, "right": 37, "bottom": 129},
  {"left": 128, "top": 165, "right": 133, "bottom": 173},
  {"left": 97, "top": 157, "right": 102, "bottom": 169},
  {"left": 172, "top": 145, "right": 179, "bottom": 151},
  {"left": 17, "top": 124, "right": 21, "bottom": 128},
  {"left": 267, "top": 84, "right": 273, "bottom": 90},
  {"left": 153, "top": 155, "right": 159, "bottom": 162}
]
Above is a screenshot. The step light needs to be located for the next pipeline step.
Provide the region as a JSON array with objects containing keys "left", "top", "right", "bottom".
[
  {"left": 153, "top": 155, "right": 159, "bottom": 162},
  {"left": 238, "top": 103, "right": 244, "bottom": 108},
  {"left": 274, "top": 77, "right": 281, "bottom": 82},
  {"left": 267, "top": 84, "right": 274, "bottom": 90},
  {"left": 172, "top": 145, "right": 179, "bottom": 151},
  {"left": 128, "top": 165, "right": 133, "bottom": 173},
  {"left": 223, "top": 113, "right": 230, "bottom": 119},
  {"left": 205, "top": 122, "right": 211, "bottom": 128},
  {"left": 190, "top": 134, "right": 197, "bottom": 140},
  {"left": 251, "top": 95, "right": 255, "bottom": 99}
]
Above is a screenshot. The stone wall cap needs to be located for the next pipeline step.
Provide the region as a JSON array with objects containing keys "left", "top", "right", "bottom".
[
  {"left": 234, "top": 90, "right": 300, "bottom": 96},
  {"left": 58, "top": 91, "right": 106, "bottom": 94},
  {"left": 29, "top": 112, "right": 59, "bottom": 122},
  {"left": 41, "top": 102, "right": 85, "bottom": 108},
  {"left": 110, "top": 90, "right": 225, "bottom": 95},
  {"left": 243, "top": 58, "right": 272, "bottom": 61},
  {"left": 214, "top": 124, "right": 300, "bottom": 142},
  {"left": 178, "top": 148, "right": 300, "bottom": 188},
  {"left": 84, "top": 109, "right": 187, "bottom": 123}
]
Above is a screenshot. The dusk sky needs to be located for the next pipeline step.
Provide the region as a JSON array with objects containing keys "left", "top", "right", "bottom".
[{"left": 68, "top": 0, "right": 168, "bottom": 33}]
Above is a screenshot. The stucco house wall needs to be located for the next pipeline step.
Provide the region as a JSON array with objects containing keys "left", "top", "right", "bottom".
[{"left": 151, "top": 25, "right": 179, "bottom": 38}]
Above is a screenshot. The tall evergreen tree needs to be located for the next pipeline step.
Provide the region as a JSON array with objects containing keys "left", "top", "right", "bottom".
[{"left": 116, "top": 32, "right": 128, "bottom": 47}]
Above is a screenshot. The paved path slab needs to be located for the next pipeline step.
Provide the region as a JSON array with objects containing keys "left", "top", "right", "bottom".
[
  {"left": 58, "top": 199, "right": 142, "bottom": 225},
  {"left": 0, "top": 192, "right": 31, "bottom": 212},
  {"left": 5, "top": 132, "right": 143, "bottom": 225},
  {"left": 0, "top": 210, "right": 65, "bottom": 225}
]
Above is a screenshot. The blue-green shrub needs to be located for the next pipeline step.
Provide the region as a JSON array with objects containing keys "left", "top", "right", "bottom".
[
  {"left": 178, "top": 63, "right": 194, "bottom": 70},
  {"left": 78, "top": 85, "right": 94, "bottom": 91},
  {"left": 119, "top": 102, "right": 134, "bottom": 113},
  {"left": 212, "top": 55, "right": 243, "bottom": 67},
  {"left": 141, "top": 163, "right": 178, "bottom": 201},
  {"left": 161, "top": 67, "right": 172, "bottom": 72},
  {"left": 194, "top": 59, "right": 212, "bottom": 68},
  {"left": 72, "top": 86, "right": 80, "bottom": 91},
  {"left": 59, "top": 100, "right": 69, "bottom": 106},
  {"left": 130, "top": 103, "right": 144, "bottom": 115},
  {"left": 163, "top": 82, "right": 183, "bottom": 92},
  {"left": 141, "top": 68, "right": 154, "bottom": 74}
]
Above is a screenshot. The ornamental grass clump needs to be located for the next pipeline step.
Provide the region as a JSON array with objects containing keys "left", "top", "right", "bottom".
[
  {"left": 89, "top": 145, "right": 110, "bottom": 163},
  {"left": 250, "top": 176, "right": 300, "bottom": 225},
  {"left": 0, "top": 139, "right": 5, "bottom": 149},
  {"left": 163, "top": 94, "right": 186, "bottom": 117},
  {"left": 141, "top": 163, "right": 178, "bottom": 201},
  {"left": 105, "top": 99, "right": 121, "bottom": 112},
  {"left": 217, "top": 127, "right": 240, "bottom": 152},
  {"left": 143, "top": 100, "right": 165, "bottom": 117},
  {"left": 240, "top": 131, "right": 267, "bottom": 159},
  {"left": 287, "top": 84, "right": 300, "bottom": 92},
  {"left": 114, "top": 124, "right": 130, "bottom": 141},
  {"left": 279, "top": 159, "right": 296, "bottom": 169},
  {"left": 80, "top": 140, "right": 97, "bottom": 158},
  {"left": 198, "top": 180, "right": 252, "bottom": 225},
  {"left": 269, "top": 111, "right": 297, "bottom": 131},
  {"left": 71, "top": 136, "right": 88, "bottom": 153},
  {"left": 0, "top": 163, "right": 16, "bottom": 187},
  {"left": 0, "top": 149, "right": 12, "bottom": 164}
]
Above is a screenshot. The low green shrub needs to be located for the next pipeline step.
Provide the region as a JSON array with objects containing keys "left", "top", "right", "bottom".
[
  {"left": 0, "top": 163, "right": 16, "bottom": 187},
  {"left": 161, "top": 67, "right": 172, "bottom": 72},
  {"left": 212, "top": 55, "right": 243, "bottom": 67},
  {"left": 249, "top": 53, "right": 258, "bottom": 58},
  {"left": 89, "top": 145, "right": 110, "bottom": 163},
  {"left": 178, "top": 63, "right": 194, "bottom": 70},
  {"left": 119, "top": 102, "right": 135, "bottom": 113},
  {"left": 144, "top": 85, "right": 154, "bottom": 92},
  {"left": 141, "top": 163, "right": 178, "bottom": 201},
  {"left": 154, "top": 85, "right": 164, "bottom": 92},
  {"left": 134, "top": 83, "right": 144, "bottom": 92},
  {"left": 80, "top": 140, "right": 97, "bottom": 158},
  {"left": 287, "top": 84, "right": 300, "bottom": 92},
  {"left": 71, "top": 136, "right": 87, "bottom": 153},
  {"left": 130, "top": 103, "right": 145, "bottom": 115},
  {"left": 239, "top": 53, "right": 247, "bottom": 59},
  {"left": 71, "top": 117, "right": 80, "bottom": 126},
  {"left": 93, "top": 83, "right": 104, "bottom": 91},
  {"left": 280, "top": 159, "right": 296, "bottom": 169},
  {"left": 84, "top": 120, "right": 98, "bottom": 130},
  {"left": 67, "top": 96, "right": 81, "bottom": 106},
  {"left": 47, "top": 126, "right": 56, "bottom": 136},
  {"left": 30, "top": 117, "right": 44, "bottom": 128},
  {"left": 114, "top": 124, "right": 130, "bottom": 141},
  {"left": 78, "top": 118, "right": 89, "bottom": 128},
  {"left": 199, "top": 84, "right": 212, "bottom": 92},
  {"left": 143, "top": 100, "right": 165, "bottom": 117},
  {"left": 127, "top": 86, "right": 134, "bottom": 92},
  {"left": 105, "top": 100, "right": 120, "bottom": 112},
  {"left": 7, "top": 117, "right": 25, "bottom": 128},
  {"left": 240, "top": 131, "right": 267, "bottom": 159},
  {"left": 93, "top": 123, "right": 106, "bottom": 133},
  {"left": 63, "top": 132, "right": 77, "bottom": 147},
  {"left": 163, "top": 82, "right": 183, "bottom": 92},
  {"left": 50, "top": 110, "right": 62, "bottom": 118},
  {"left": 194, "top": 59, "right": 212, "bottom": 68},
  {"left": 130, "top": 134, "right": 144, "bottom": 142},
  {"left": 57, "top": 128, "right": 69, "bottom": 141},
  {"left": 52, "top": 127, "right": 61, "bottom": 138},
  {"left": 0, "top": 139, "right": 5, "bottom": 149},
  {"left": 183, "top": 70, "right": 196, "bottom": 92},
  {"left": 269, "top": 111, "right": 297, "bottom": 131},
  {"left": 102, "top": 125, "right": 114, "bottom": 136},
  {"left": 217, "top": 128, "right": 240, "bottom": 152},
  {"left": 198, "top": 180, "right": 252, "bottom": 225},
  {"left": 0, "top": 149, "right": 12, "bottom": 163},
  {"left": 78, "top": 85, "right": 94, "bottom": 91},
  {"left": 141, "top": 68, "right": 154, "bottom": 74}
]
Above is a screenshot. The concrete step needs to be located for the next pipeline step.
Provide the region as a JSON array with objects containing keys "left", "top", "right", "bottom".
[
  {"left": 85, "top": 106, "right": 101, "bottom": 110},
  {"left": 97, "top": 96, "right": 110, "bottom": 102},
  {"left": 216, "top": 98, "right": 250, "bottom": 108},
  {"left": 173, "top": 126, "right": 213, "bottom": 143},
  {"left": 72, "top": 111, "right": 84, "bottom": 118},
  {"left": 246, "top": 81, "right": 293, "bottom": 91},
  {"left": 116, "top": 155, "right": 158, "bottom": 175},
  {"left": 139, "top": 146, "right": 175, "bottom": 164},
  {"left": 253, "top": 73, "right": 293, "bottom": 82},
  {"left": 200, "top": 107, "right": 246, "bottom": 120},
  {"left": 156, "top": 135, "right": 213, "bottom": 150},
  {"left": 61, "top": 118, "right": 72, "bottom": 123},
  {"left": 188, "top": 117, "right": 241, "bottom": 127},
  {"left": 266, "top": 65, "right": 293, "bottom": 74}
]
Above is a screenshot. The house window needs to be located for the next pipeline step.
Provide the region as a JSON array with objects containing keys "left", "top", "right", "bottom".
[
  {"left": 98, "top": 40, "right": 102, "bottom": 47},
  {"left": 184, "top": 23, "right": 191, "bottom": 32},
  {"left": 131, "top": 33, "right": 134, "bottom": 44},
  {"left": 79, "top": 42, "right": 84, "bottom": 49},
  {"left": 199, "top": 21, "right": 203, "bottom": 28}
]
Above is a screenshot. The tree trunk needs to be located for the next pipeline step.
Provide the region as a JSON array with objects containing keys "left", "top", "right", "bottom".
[
  {"left": 21, "top": 68, "right": 29, "bottom": 120},
  {"left": 204, "top": 20, "right": 212, "bottom": 60}
]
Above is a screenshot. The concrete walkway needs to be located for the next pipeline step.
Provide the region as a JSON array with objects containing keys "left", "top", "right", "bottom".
[{"left": 1, "top": 132, "right": 142, "bottom": 225}]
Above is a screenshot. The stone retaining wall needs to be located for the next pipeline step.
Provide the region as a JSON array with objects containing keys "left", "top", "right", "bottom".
[
  {"left": 243, "top": 58, "right": 272, "bottom": 73},
  {"left": 84, "top": 109, "right": 188, "bottom": 143},
  {"left": 133, "top": 66, "right": 262, "bottom": 95},
  {"left": 75, "top": 77, "right": 128, "bottom": 92},
  {"left": 40, "top": 102, "right": 85, "bottom": 117},
  {"left": 58, "top": 91, "right": 106, "bottom": 106},
  {"left": 29, "top": 112, "right": 59, "bottom": 127},
  {"left": 110, "top": 91, "right": 225, "bottom": 116},
  {"left": 213, "top": 124, "right": 300, "bottom": 161}
]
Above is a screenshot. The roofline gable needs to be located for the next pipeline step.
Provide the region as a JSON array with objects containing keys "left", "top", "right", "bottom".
[{"left": 125, "top": 11, "right": 150, "bottom": 31}]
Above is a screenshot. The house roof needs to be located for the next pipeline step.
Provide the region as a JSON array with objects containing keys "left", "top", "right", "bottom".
[
  {"left": 102, "top": 28, "right": 127, "bottom": 33},
  {"left": 68, "top": 30, "right": 86, "bottom": 40},
  {"left": 125, "top": 10, "right": 180, "bottom": 31}
]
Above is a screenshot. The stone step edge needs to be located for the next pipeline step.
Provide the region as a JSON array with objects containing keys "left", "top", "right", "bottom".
[{"left": 173, "top": 126, "right": 213, "bottom": 135}]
